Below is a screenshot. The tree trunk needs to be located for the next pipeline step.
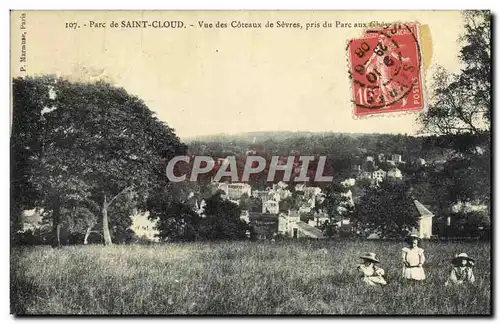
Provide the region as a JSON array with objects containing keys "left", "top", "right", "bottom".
[
  {"left": 84, "top": 225, "right": 93, "bottom": 245},
  {"left": 57, "top": 224, "right": 62, "bottom": 246},
  {"left": 102, "top": 196, "right": 113, "bottom": 245},
  {"left": 51, "top": 201, "right": 61, "bottom": 248}
]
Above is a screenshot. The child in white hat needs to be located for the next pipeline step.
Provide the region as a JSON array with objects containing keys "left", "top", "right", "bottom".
[
  {"left": 402, "top": 234, "right": 426, "bottom": 281},
  {"left": 445, "top": 253, "right": 475, "bottom": 286},
  {"left": 357, "top": 252, "right": 387, "bottom": 286}
]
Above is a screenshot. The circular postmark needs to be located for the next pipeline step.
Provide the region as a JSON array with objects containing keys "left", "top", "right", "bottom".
[{"left": 347, "top": 23, "right": 422, "bottom": 110}]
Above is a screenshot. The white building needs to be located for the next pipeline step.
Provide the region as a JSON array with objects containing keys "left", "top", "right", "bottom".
[
  {"left": 278, "top": 210, "right": 324, "bottom": 239},
  {"left": 413, "top": 200, "right": 434, "bottom": 239},
  {"left": 340, "top": 189, "right": 354, "bottom": 206},
  {"left": 341, "top": 178, "right": 356, "bottom": 187},
  {"left": 240, "top": 210, "right": 250, "bottom": 224},
  {"left": 279, "top": 189, "right": 292, "bottom": 200},
  {"left": 416, "top": 158, "right": 427, "bottom": 166},
  {"left": 278, "top": 213, "right": 289, "bottom": 233},
  {"left": 226, "top": 183, "right": 252, "bottom": 200},
  {"left": 217, "top": 182, "right": 229, "bottom": 195},
  {"left": 130, "top": 212, "right": 159, "bottom": 242},
  {"left": 366, "top": 156, "right": 374, "bottom": 162},
  {"left": 278, "top": 210, "right": 301, "bottom": 235},
  {"left": 252, "top": 189, "right": 269, "bottom": 200},
  {"left": 335, "top": 218, "right": 351, "bottom": 227},
  {"left": 194, "top": 199, "right": 206, "bottom": 217},
  {"left": 298, "top": 205, "right": 312, "bottom": 214},
  {"left": 297, "top": 186, "right": 322, "bottom": 199},
  {"left": 295, "top": 183, "right": 306, "bottom": 192},
  {"left": 272, "top": 181, "right": 292, "bottom": 200},
  {"left": 273, "top": 181, "right": 288, "bottom": 191},
  {"left": 358, "top": 171, "right": 372, "bottom": 180},
  {"left": 451, "top": 201, "right": 488, "bottom": 214},
  {"left": 392, "top": 154, "right": 403, "bottom": 163},
  {"left": 267, "top": 190, "right": 282, "bottom": 202},
  {"left": 262, "top": 199, "right": 279, "bottom": 214},
  {"left": 387, "top": 168, "right": 403, "bottom": 179},
  {"left": 372, "top": 169, "right": 387, "bottom": 182}
]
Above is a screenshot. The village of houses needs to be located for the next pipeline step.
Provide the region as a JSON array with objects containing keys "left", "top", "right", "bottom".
[
  {"left": 20, "top": 151, "right": 485, "bottom": 243},
  {"left": 131, "top": 152, "right": 438, "bottom": 242}
]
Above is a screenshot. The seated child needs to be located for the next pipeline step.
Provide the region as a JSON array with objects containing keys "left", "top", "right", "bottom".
[
  {"left": 445, "top": 253, "right": 475, "bottom": 286},
  {"left": 357, "top": 252, "right": 387, "bottom": 286}
]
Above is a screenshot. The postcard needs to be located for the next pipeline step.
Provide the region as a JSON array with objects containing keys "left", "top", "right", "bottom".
[{"left": 10, "top": 10, "right": 491, "bottom": 315}]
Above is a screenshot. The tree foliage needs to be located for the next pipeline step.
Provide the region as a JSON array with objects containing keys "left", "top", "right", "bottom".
[
  {"left": 354, "top": 181, "right": 419, "bottom": 238},
  {"left": 417, "top": 11, "right": 491, "bottom": 213},
  {"left": 11, "top": 76, "right": 186, "bottom": 246},
  {"left": 315, "top": 181, "right": 355, "bottom": 238},
  {"left": 152, "top": 188, "right": 249, "bottom": 242},
  {"left": 419, "top": 11, "right": 491, "bottom": 136},
  {"left": 199, "top": 192, "right": 249, "bottom": 241}
]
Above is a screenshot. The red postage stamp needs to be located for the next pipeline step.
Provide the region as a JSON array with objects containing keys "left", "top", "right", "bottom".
[{"left": 347, "top": 23, "right": 424, "bottom": 117}]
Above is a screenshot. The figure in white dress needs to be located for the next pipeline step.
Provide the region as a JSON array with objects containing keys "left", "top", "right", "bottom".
[
  {"left": 445, "top": 253, "right": 475, "bottom": 286},
  {"left": 402, "top": 234, "right": 426, "bottom": 281},
  {"left": 357, "top": 252, "right": 387, "bottom": 286}
]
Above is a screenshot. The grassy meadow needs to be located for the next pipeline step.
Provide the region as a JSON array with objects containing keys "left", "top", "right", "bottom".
[{"left": 11, "top": 240, "right": 491, "bottom": 315}]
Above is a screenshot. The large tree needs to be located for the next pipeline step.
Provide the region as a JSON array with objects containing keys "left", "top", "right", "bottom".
[
  {"left": 314, "top": 181, "right": 355, "bottom": 238},
  {"left": 417, "top": 11, "right": 491, "bottom": 214},
  {"left": 12, "top": 76, "right": 92, "bottom": 247},
  {"left": 419, "top": 11, "right": 491, "bottom": 137},
  {"left": 316, "top": 182, "right": 352, "bottom": 221},
  {"left": 11, "top": 76, "right": 186, "bottom": 246},
  {"left": 199, "top": 192, "right": 249, "bottom": 241},
  {"left": 354, "top": 181, "right": 419, "bottom": 238},
  {"left": 147, "top": 181, "right": 203, "bottom": 242}
]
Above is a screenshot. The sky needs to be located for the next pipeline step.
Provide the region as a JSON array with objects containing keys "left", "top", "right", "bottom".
[{"left": 11, "top": 11, "right": 466, "bottom": 139}]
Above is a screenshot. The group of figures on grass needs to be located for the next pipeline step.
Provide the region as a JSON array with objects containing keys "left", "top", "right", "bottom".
[{"left": 358, "top": 234, "right": 475, "bottom": 287}]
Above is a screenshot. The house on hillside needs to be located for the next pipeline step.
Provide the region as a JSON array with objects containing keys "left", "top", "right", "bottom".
[
  {"left": 358, "top": 171, "right": 372, "bottom": 180},
  {"left": 249, "top": 212, "right": 279, "bottom": 240},
  {"left": 372, "top": 169, "right": 387, "bottom": 182},
  {"left": 252, "top": 189, "right": 269, "bottom": 200},
  {"left": 341, "top": 178, "right": 356, "bottom": 187},
  {"left": 387, "top": 168, "right": 403, "bottom": 180},
  {"left": 194, "top": 199, "right": 206, "bottom": 217},
  {"left": 340, "top": 190, "right": 354, "bottom": 206},
  {"left": 226, "top": 183, "right": 252, "bottom": 200},
  {"left": 298, "top": 186, "right": 322, "bottom": 198},
  {"left": 298, "top": 204, "right": 312, "bottom": 215},
  {"left": 413, "top": 200, "right": 434, "bottom": 239},
  {"left": 262, "top": 199, "right": 279, "bottom": 214},
  {"left": 392, "top": 154, "right": 403, "bottom": 163},
  {"left": 240, "top": 210, "right": 250, "bottom": 224},
  {"left": 278, "top": 210, "right": 324, "bottom": 239},
  {"left": 416, "top": 157, "right": 426, "bottom": 167},
  {"left": 273, "top": 181, "right": 288, "bottom": 191}
]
